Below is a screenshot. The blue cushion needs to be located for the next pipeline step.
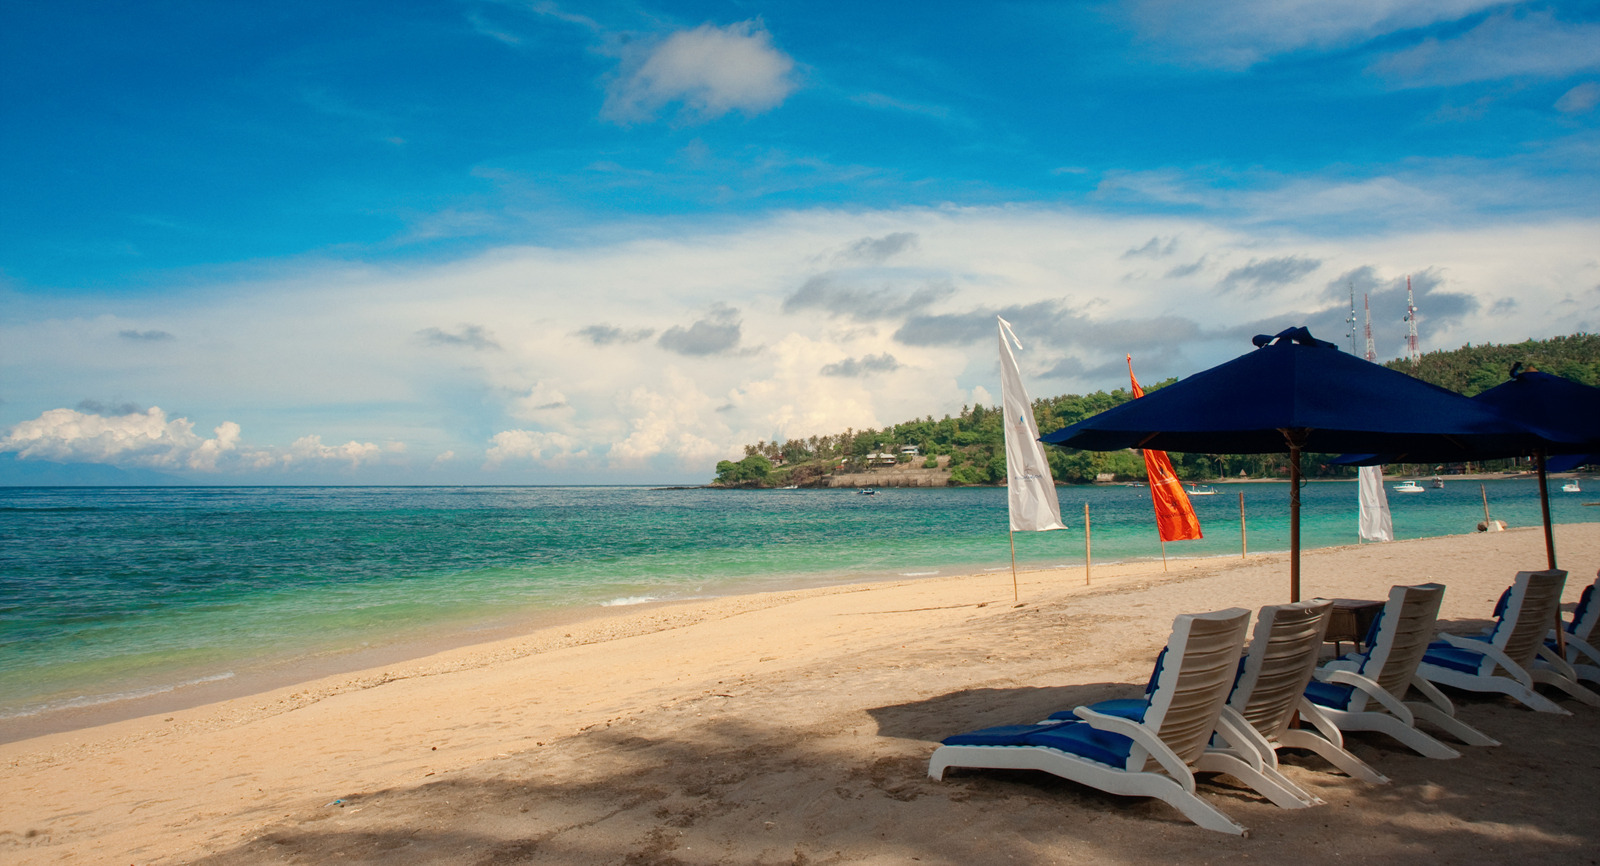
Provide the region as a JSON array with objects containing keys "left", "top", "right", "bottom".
[
  {"left": 1304, "top": 678, "right": 1356, "bottom": 711},
  {"left": 940, "top": 719, "right": 1136, "bottom": 769},
  {"left": 941, "top": 723, "right": 1065, "bottom": 747},
  {"left": 1048, "top": 698, "right": 1148, "bottom": 723},
  {"left": 1423, "top": 645, "right": 1487, "bottom": 674},
  {"left": 1493, "top": 587, "right": 1510, "bottom": 618},
  {"left": 1024, "top": 721, "right": 1135, "bottom": 768}
]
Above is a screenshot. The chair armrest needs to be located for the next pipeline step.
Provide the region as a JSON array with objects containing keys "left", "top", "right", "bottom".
[
  {"left": 1073, "top": 707, "right": 1195, "bottom": 792},
  {"left": 1315, "top": 658, "right": 1361, "bottom": 678},
  {"left": 1536, "top": 643, "right": 1580, "bottom": 680},
  {"left": 1322, "top": 670, "right": 1415, "bottom": 724},
  {"left": 1566, "top": 636, "right": 1600, "bottom": 667},
  {"left": 1213, "top": 707, "right": 1271, "bottom": 767},
  {"left": 1436, "top": 632, "right": 1533, "bottom": 687}
]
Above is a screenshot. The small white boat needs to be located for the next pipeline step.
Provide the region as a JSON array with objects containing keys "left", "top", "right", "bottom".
[
  {"left": 1124, "top": 482, "right": 1146, "bottom": 488},
  {"left": 1186, "top": 484, "right": 1218, "bottom": 496},
  {"left": 857, "top": 488, "right": 876, "bottom": 496},
  {"left": 1392, "top": 481, "right": 1425, "bottom": 493},
  {"left": 1430, "top": 476, "right": 1444, "bottom": 489},
  {"left": 780, "top": 485, "right": 799, "bottom": 490},
  {"left": 1563, "top": 481, "right": 1582, "bottom": 493}
]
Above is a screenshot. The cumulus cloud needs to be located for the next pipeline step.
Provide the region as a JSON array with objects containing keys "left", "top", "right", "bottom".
[
  {"left": 819, "top": 353, "right": 901, "bottom": 377},
  {"left": 1166, "top": 257, "right": 1207, "bottom": 278},
  {"left": 1556, "top": 81, "right": 1600, "bottom": 114},
  {"left": 119, "top": 329, "right": 174, "bottom": 341},
  {"left": 1124, "top": 0, "right": 1504, "bottom": 70},
  {"left": 1370, "top": 10, "right": 1600, "bottom": 88},
  {"left": 575, "top": 324, "right": 656, "bottom": 345},
  {"left": 2, "top": 406, "right": 240, "bottom": 471},
  {"left": 1223, "top": 267, "right": 1478, "bottom": 357},
  {"left": 1217, "top": 255, "right": 1322, "bottom": 295},
  {"left": 483, "top": 429, "right": 586, "bottom": 468},
  {"left": 76, "top": 399, "right": 145, "bottom": 416},
  {"left": 782, "top": 275, "right": 955, "bottom": 321},
  {"left": 835, "top": 232, "right": 918, "bottom": 264},
  {"left": 893, "top": 300, "right": 1206, "bottom": 375},
  {"left": 658, "top": 304, "right": 744, "bottom": 356},
  {"left": 419, "top": 324, "right": 500, "bottom": 350},
  {"left": 601, "top": 21, "right": 797, "bottom": 124}
]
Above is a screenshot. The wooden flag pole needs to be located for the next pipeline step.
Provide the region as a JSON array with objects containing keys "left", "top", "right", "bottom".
[
  {"left": 1481, "top": 483, "right": 1491, "bottom": 526},
  {"left": 1238, "top": 490, "right": 1247, "bottom": 558},
  {"left": 1083, "top": 503, "right": 1092, "bottom": 585},
  {"left": 1159, "top": 538, "right": 1168, "bottom": 571},
  {"left": 1009, "top": 529, "right": 1018, "bottom": 602}
]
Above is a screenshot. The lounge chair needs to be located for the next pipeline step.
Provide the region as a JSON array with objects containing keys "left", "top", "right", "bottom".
[
  {"left": 929, "top": 608, "right": 1254, "bottom": 835},
  {"left": 1550, "top": 572, "right": 1600, "bottom": 684},
  {"left": 1215, "top": 599, "right": 1390, "bottom": 788},
  {"left": 1303, "top": 583, "right": 1498, "bottom": 759},
  {"left": 1417, "top": 570, "right": 1600, "bottom": 714}
]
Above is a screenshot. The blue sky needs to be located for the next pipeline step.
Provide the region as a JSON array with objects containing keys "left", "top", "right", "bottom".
[{"left": 3, "top": 0, "right": 1598, "bottom": 483}]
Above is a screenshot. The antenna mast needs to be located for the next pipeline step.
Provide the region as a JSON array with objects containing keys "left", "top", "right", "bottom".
[
  {"left": 1346, "top": 281, "right": 1358, "bottom": 355},
  {"left": 1402, "top": 275, "right": 1419, "bottom": 366},
  {"left": 1363, "top": 294, "right": 1375, "bottom": 362}
]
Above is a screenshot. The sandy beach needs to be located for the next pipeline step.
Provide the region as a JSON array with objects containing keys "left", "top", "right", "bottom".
[{"left": 4, "top": 523, "right": 1599, "bottom": 865}]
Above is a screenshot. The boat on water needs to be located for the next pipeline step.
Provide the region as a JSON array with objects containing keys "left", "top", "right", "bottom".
[
  {"left": 1392, "top": 480, "right": 1425, "bottom": 493},
  {"left": 1563, "top": 481, "right": 1582, "bottom": 493},
  {"left": 857, "top": 488, "right": 876, "bottom": 496},
  {"left": 1186, "top": 484, "right": 1218, "bottom": 496},
  {"left": 1430, "top": 476, "right": 1444, "bottom": 489},
  {"left": 1124, "top": 482, "right": 1146, "bottom": 487},
  {"left": 780, "top": 484, "right": 799, "bottom": 490}
]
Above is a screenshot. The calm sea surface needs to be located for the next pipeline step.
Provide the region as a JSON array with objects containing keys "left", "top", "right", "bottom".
[{"left": 1, "top": 480, "right": 1593, "bottom": 726}]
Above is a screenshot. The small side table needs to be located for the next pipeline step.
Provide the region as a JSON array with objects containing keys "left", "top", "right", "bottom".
[{"left": 1326, "top": 599, "right": 1385, "bottom": 657}]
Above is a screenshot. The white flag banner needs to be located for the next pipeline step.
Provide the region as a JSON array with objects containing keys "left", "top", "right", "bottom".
[
  {"left": 1358, "top": 465, "right": 1393, "bottom": 542},
  {"left": 998, "top": 317, "right": 1067, "bottom": 532}
]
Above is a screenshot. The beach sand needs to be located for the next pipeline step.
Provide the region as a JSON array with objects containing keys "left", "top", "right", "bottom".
[{"left": 4, "top": 524, "right": 1599, "bottom": 865}]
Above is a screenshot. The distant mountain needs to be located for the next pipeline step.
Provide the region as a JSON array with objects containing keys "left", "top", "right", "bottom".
[{"left": 0, "top": 453, "right": 189, "bottom": 486}]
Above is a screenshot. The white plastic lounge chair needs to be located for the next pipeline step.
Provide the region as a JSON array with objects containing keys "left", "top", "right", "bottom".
[
  {"left": 1303, "top": 584, "right": 1498, "bottom": 760},
  {"left": 929, "top": 608, "right": 1254, "bottom": 835},
  {"left": 1417, "top": 570, "right": 1600, "bottom": 714},
  {"left": 1215, "top": 599, "right": 1390, "bottom": 788},
  {"left": 1550, "top": 572, "right": 1600, "bottom": 684}
]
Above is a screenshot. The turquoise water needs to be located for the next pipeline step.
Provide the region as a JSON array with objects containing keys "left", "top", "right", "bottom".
[{"left": 1, "top": 480, "right": 1593, "bottom": 722}]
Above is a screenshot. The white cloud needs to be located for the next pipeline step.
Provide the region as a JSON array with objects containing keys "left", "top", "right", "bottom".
[
  {"left": 1, "top": 406, "right": 390, "bottom": 474},
  {"left": 1122, "top": 0, "right": 1502, "bottom": 69},
  {"left": 601, "top": 21, "right": 797, "bottom": 124},
  {"left": 483, "top": 429, "right": 586, "bottom": 469},
  {"left": 2, "top": 407, "right": 239, "bottom": 470},
  {"left": 5, "top": 179, "right": 1597, "bottom": 483},
  {"left": 1370, "top": 10, "right": 1600, "bottom": 88},
  {"left": 1556, "top": 81, "right": 1600, "bottom": 114}
]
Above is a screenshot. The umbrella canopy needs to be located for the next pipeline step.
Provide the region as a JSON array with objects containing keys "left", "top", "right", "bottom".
[
  {"left": 1041, "top": 327, "right": 1552, "bottom": 601},
  {"left": 1336, "top": 368, "right": 1600, "bottom": 569}
]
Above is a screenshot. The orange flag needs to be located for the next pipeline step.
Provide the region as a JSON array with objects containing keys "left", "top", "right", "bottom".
[{"left": 1129, "top": 355, "right": 1203, "bottom": 542}]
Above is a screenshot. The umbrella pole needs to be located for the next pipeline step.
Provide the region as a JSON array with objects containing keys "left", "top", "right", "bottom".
[
  {"left": 1238, "top": 490, "right": 1247, "bottom": 559},
  {"left": 1536, "top": 451, "right": 1568, "bottom": 657},
  {"left": 1009, "top": 530, "right": 1018, "bottom": 602},
  {"left": 1285, "top": 433, "right": 1305, "bottom": 603},
  {"left": 1537, "top": 450, "right": 1556, "bottom": 569}
]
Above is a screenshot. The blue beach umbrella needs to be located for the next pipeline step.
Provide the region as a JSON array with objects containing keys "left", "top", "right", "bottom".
[
  {"left": 1040, "top": 327, "right": 1554, "bottom": 601},
  {"left": 1346, "top": 368, "right": 1600, "bottom": 569}
]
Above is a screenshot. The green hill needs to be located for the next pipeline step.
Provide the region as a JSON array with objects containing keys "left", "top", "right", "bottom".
[{"left": 714, "top": 333, "right": 1598, "bottom": 487}]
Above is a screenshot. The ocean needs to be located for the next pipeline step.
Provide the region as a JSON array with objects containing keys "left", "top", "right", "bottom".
[{"left": 2, "top": 479, "right": 1593, "bottom": 734}]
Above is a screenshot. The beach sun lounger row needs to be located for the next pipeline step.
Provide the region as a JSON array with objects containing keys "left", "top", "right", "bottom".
[{"left": 929, "top": 570, "right": 1600, "bottom": 835}]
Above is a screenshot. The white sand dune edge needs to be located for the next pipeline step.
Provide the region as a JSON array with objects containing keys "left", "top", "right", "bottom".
[{"left": 2, "top": 524, "right": 1597, "bottom": 865}]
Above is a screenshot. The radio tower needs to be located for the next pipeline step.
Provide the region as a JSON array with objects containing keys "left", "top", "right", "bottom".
[
  {"left": 1345, "top": 282, "right": 1358, "bottom": 355},
  {"left": 1402, "top": 275, "right": 1420, "bottom": 366},
  {"left": 1363, "top": 294, "right": 1375, "bottom": 362}
]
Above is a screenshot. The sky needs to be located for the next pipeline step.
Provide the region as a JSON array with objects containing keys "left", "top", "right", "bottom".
[{"left": 2, "top": 0, "right": 1598, "bottom": 484}]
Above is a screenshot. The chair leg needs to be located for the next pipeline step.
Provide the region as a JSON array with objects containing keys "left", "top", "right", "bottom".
[
  {"left": 1406, "top": 703, "right": 1500, "bottom": 747},
  {"left": 1347, "top": 712, "right": 1462, "bottom": 759},
  {"left": 1195, "top": 752, "right": 1323, "bottom": 809},
  {"left": 1276, "top": 729, "right": 1389, "bottom": 784},
  {"left": 1575, "top": 663, "right": 1600, "bottom": 685},
  {"left": 1492, "top": 678, "right": 1574, "bottom": 715},
  {"left": 1145, "top": 780, "right": 1249, "bottom": 835},
  {"left": 1530, "top": 670, "right": 1600, "bottom": 707}
]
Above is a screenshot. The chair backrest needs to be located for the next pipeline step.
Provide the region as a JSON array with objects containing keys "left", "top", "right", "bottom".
[
  {"left": 1358, "top": 583, "right": 1446, "bottom": 702},
  {"left": 1229, "top": 599, "right": 1333, "bottom": 739},
  {"left": 1569, "top": 575, "right": 1599, "bottom": 641},
  {"left": 1492, "top": 570, "right": 1568, "bottom": 670},
  {"left": 1140, "top": 607, "right": 1252, "bottom": 767}
]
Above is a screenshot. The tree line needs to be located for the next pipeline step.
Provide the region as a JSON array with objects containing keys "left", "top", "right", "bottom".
[{"left": 713, "top": 332, "right": 1597, "bottom": 487}]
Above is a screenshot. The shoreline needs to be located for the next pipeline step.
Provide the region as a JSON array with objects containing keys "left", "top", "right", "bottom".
[
  {"left": 0, "top": 514, "right": 1580, "bottom": 746},
  {"left": 4, "top": 523, "right": 1598, "bottom": 864}
]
